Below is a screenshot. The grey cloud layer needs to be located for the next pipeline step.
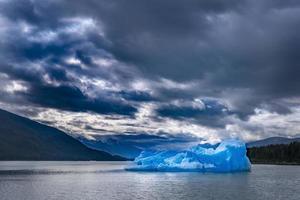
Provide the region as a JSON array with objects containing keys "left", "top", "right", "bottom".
[{"left": 0, "top": 0, "right": 300, "bottom": 140}]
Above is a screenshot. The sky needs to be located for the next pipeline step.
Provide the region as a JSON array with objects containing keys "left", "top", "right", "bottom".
[{"left": 0, "top": 0, "right": 300, "bottom": 142}]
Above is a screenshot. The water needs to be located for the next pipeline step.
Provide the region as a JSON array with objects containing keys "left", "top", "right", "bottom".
[{"left": 0, "top": 162, "right": 299, "bottom": 200}]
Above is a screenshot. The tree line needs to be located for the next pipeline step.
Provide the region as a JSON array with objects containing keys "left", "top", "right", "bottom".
[{"left": 247, "top": 142, "right": 300, "bottom": 164}]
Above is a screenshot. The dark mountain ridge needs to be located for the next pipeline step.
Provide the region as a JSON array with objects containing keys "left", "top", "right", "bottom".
[
  {"left": 0, "top": 109, "right": 124, "bottom": 161},
  {"left": 246, "top": 137, "right": 300, "bottom": 148}
]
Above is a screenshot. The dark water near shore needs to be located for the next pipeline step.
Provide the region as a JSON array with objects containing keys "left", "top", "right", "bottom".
[{"left": 0, "top": 161, "right": 299, "bottom": 200}]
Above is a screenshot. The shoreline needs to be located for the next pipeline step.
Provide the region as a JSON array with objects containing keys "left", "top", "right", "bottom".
[{"left": 251, "top": 161, "right": 300, "bottom": 166}]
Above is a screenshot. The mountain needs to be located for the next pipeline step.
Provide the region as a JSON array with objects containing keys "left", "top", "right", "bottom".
[
  {"left": 79, "top": 134, "right": 201, "bottom": 159},
  {"left": 79, "top": 135, "right": 143, "bottom": 159},
  {"left": 0, "top": 109, "right": 124, "bottom": 161},
  {"left": 246, "top": 137, "right": 300, "bottom": 148},
  {"left": 80, "top": 134, "right": 300, "bottom": 159}
]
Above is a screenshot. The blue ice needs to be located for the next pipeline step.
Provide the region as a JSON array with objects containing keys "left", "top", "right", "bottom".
[{"left": 126, "top": 139, "right": 251, "bottom": 172}]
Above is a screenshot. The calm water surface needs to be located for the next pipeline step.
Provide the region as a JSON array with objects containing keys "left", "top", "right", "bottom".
[{"left": 0, "top": 161, "right": 299, "bottom": 200}]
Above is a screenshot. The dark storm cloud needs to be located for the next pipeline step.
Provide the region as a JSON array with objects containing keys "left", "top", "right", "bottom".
[
  {"left": 51, "top": 0, "right": 300, "bottom": 117},
  {"left": 0, "top": 0, "right": 300, "bottom": 134},
  {"left": 20, "top": 84, "right": 137, "bottom": 116},
  {"left": 117, "top": 91, "right": 157, "bottom": 102},
  {"left": 156, "top": 99, "right": 232, "bottom": 128},
  {"left": 81, "top": 0, "right": 300, "bottom": 116},
  {"left": 0, "top": 53, "right": 137, "bottom": 116},
  {"left": 0, "top": 0, "right": 141, "bottom": 116}
]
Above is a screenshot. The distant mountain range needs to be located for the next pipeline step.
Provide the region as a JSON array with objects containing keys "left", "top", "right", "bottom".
[
  {"left": 1, "top": 108, "right": 299, "bottom": 161},
  {"left": 80, "top": 135, "right": 300, "bottom": 159},
  {"left": 0, "top": 109, "right": 124, "bottom": 161},
  {"left": 79, "top": 134, "right": 201, "bottom": 159},
  {"left": 246, "top": 137, "right": 300, "bottom": 148}
]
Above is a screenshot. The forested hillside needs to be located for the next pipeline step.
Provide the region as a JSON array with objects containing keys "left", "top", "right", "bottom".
[{"left": 247, "top": 142, "right": 300, "bottom": 164}]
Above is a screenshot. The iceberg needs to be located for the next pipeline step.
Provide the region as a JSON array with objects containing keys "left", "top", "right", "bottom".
[{"left": 126, "top": 139, "right": 251, "bottom": 172}]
